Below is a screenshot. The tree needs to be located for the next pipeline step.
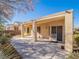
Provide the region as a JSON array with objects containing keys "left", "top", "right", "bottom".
[
  {"left": 0, "top": 0, "right": 34, "bottom": 20},
  {"left": 0, "top": 0, "right": 34, "bottom": 44},
  {"left": 0, "top": 0, "right": 34, "bottom": 31}
]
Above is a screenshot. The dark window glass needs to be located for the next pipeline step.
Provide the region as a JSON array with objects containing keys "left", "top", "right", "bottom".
[
  {"left": 37, "top": 26, "right": 41, "bottom": 33},
  {"left": 51, "top": 27, "right": 56, "bottom": 34},
  {"left": 49, "top": 26, "right": 50, "bottom": 35},
  {"left": 27, "top": 27, "right": 29, "bottom": 33},
  {"left": 14, "top": 26, "right": 18, "bottom": 31}
]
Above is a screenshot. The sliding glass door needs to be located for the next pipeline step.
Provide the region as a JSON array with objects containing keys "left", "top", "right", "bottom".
[
  {"left": 51, "top": 26, "right": 62, "bottom": 42},
  {"left": 51, "top": 26, "right": 57, "bottom": 41}
]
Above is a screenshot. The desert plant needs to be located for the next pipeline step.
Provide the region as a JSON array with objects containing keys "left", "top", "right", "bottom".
[
  {"left": 0, "top": 43, "right": 22, "bottom": 59},
  {"left": 74, "top": 36, "right": 79, "bottom": 47},
  {"left": 0, "top": 33, "right": 12, "bottom": 44},
  {"left": 67, "top": 53, "right": 79, "bottom": 59}
]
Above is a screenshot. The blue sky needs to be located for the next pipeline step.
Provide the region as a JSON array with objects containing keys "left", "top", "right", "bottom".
[{"left": 10, "top": 0, "right": 79, "bottom": 28}]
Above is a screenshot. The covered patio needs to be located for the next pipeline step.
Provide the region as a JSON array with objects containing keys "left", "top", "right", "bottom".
[{"left": 20, "top": 10, "right": 73, "bottom": 53}]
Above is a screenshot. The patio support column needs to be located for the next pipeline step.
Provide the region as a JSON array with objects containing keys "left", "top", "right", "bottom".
[
  {"left": 26, "top": 27, "right": 27, "bottom": 35},
  {"left": 32, "top": 20, "right": 37, "bottom": 42},
  {"left": 65, "top": 10, "right": 73, "bottom": 53},
  {"left": 21, "top": 24, "right": 24, "bottom": 38},
  {"left": 49, "top": 25, "right": 52, "bottom": 40}
]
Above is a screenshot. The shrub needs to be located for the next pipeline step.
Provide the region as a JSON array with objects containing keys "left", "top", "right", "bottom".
[
  {"left": 0, "top": 33, "right": 12, "bottom": 44},
  {"left": 67, "top": 53, "right": 79, "bottom": 59},
  {"left": 0, "top": 43, "right": 22, "bottom": 59},
  {"left": 74, "top": 36, "right": 79, "bottom": 47}
]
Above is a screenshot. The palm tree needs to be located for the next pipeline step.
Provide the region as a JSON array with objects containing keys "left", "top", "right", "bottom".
[
  {"left": 0, "top": 0, "right": 34, "bottom": 31},
  {"left": 0, "top": 0, "right": 33, "bottom": 20},
  {"left": 0, "top": 0, "right": 34, "bottom": 44}
]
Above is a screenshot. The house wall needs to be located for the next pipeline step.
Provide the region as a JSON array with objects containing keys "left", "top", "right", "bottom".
[
  {"left": 36, "top": 19, "right": 64, "bottom": 41},
  {"left": 23, "top": 25, "right": 32, "bottom": 36},
  {"left": 22, "top": 19, "right": 65, "bottom": 41}
]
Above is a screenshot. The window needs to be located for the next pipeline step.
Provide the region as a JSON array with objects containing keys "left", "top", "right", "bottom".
[
  {"left": 27, "top": 27, "right": 29, "bottom": 33},
  {"left": 37, "top": 26, "right": 41, "bottom": 33},
  {"left": 51, "top": 26, "right": 56, "bottom": 34},
  {"left": 14, "top": 26, "right": 18, "bottom": 31},
  {"left": 49, "top": 26, "right": 50, "bottom": 35}
]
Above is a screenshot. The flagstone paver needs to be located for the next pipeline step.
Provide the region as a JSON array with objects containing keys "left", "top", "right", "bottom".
[{"left": 11, "top": 38, "right": 67, "bottom": 59}]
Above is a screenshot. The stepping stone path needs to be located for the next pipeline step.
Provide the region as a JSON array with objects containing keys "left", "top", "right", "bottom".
[{"left": 11, "top": 38, "right": 67, "bottom": 59}]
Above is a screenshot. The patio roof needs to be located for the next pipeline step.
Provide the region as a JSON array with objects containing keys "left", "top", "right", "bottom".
[{"left": 23, "top": 9, "right": 73, "bottom": 26}]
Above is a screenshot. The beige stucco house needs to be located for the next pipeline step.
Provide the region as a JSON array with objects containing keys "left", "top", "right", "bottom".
[{"left": 19, "top": 10, "right": 73, "bottom": 53}]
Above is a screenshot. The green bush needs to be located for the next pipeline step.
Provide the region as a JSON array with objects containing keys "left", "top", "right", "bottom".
[
  {"left": 67, "top": 53, "right": 79, "bottom": 59},
  {"left": 4, "top": 33, "right": 12, "bottom": 38},
  {"left": 0, "top": 33, "right": 12, "bottom": 44},
  {"left": 74, "top": 36, "right": 79, "bottom": 47}
]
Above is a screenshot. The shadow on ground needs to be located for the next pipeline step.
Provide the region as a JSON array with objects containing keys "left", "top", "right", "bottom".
[{"left": 11, "top": 38, "right": 67, "bottom": 59}]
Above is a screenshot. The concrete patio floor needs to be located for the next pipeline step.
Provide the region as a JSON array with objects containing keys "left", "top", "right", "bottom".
[{"left": 11, "top": 38, "right": 67, "bottom": 59}]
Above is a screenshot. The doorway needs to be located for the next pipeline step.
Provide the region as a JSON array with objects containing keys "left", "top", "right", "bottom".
[
  {"left": 51, "top": 26, "right": 62, "bottom": 42},
  {"left": 57, "top": 26, "right": 62, "bottom": 42}
]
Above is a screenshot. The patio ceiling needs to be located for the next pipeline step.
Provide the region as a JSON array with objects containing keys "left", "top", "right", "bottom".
[
  {"left": 36, "top": 16, "right": 65, "bottom": 25},
  {"left": 23, "top": 11, "right": 66, "bottom": 27}
]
